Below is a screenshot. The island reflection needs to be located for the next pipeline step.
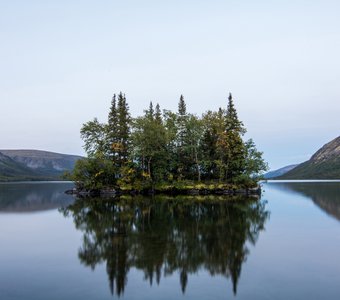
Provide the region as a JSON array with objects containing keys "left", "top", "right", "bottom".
[{"left": 61, "top": 195, "right": 269, "bottom": 297}]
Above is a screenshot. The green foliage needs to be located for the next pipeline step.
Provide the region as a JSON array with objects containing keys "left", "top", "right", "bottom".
[
  {"left": 72, "top": 92, "right": 267, "bottom": 190},
  {"left": 131, "top": 103, "right": 168, "bottom": 182},
  {"left": 115, "top": 92, "right": 131, "bottom": 165},
  {"left": 80, "top": 118, "right": 106, "bottom": 157},
  {"left": 244, "top": 139, "right": 268, "bottom": 180},
  {"left": 71, "top": 156, "right": 116, "bottom": 191},
  {"left": 225, "top": 93, "right": 246, "bottom": 134}
]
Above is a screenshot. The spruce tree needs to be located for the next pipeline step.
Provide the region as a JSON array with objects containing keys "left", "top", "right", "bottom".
[
  {"left": 177, "top": 95, "right": 187, "bottom": 147},
  {"left": 222, "top": 93, "right": 246, "bottom": 181},
  {"left": 178, "top": 95, "right": 186, "bottom": 116},
  {"left": 147, "top": 101, "right": 154, "bottom": 120},
  {"left": 117, "top": 92, "right": 131, "bottom": 165},
  {"left": 107, "top": 94, "right": 118, "bottom": 159},
  {"left": 225, "top": 93, "right": 245, "bottom": 134},
  {"left": 108, "top": 94, "right": 117, "bottom": 126},
  {"left": 155, "top": 103, "right": 162, "bottom": 124},
  {"left": 175, "top": 95, "right": 186, "bottom": 179}
]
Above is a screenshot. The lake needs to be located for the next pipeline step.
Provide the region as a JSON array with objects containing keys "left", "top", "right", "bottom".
[{"left": 1, "top": 181, "right": 340, "bottom": 299}]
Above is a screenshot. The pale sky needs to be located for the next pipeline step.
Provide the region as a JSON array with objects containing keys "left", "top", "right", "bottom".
[{"left": 0, "top": 0, "right": 339, "bottom": 170}]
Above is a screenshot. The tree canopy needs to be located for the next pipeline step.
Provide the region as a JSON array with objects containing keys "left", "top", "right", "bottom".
[{"left": 72, "top": 93, "right": 267, "bottom": 191}]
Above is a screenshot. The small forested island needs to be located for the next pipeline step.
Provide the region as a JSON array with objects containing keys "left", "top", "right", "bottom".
[{"left": 69, "top": 93, "right": 267, "bottom": 196}]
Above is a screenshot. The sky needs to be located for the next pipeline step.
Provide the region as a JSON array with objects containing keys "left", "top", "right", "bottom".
[{"left": 0, "top": 0, "right": 339, "bottom": 170}]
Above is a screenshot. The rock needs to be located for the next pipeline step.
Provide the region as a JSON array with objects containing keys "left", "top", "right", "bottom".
[{"left": 65, "top": 188, "right": 77, "bottom": 195}]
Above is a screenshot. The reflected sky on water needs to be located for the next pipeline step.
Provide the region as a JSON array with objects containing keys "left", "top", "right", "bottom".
[{"left": 1, "top": 182, "right": 340, "bottom": 299}]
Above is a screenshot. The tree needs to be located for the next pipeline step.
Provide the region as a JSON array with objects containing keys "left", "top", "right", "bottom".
[
  {"left": 225, "top": 93, "right": 246, "bottom": 134},
  {"left": 185, "top": 114, "right": 204, "bottom": 181},
  {"left": 177, "top": 95, "right": 187, "bottom": 147},
  {"left": 176, "top": 95, "right": 190, "bottom": 179},
  {"left": 74, "top": 92, "right": 267, "bottom": 190},
  {"left": 80, "top": 118, "right": 106, "bottom": 157},
  {"left": 178, "top": 94, "right": 186, "bottom": 116},
  {"left": 116, "top": 92, "right": 131, "bottom": 166},
  {"left": 71, "top": 155, "right": 116, "bottom": 190},
  {"left": 215, "top": 94, "right": 247, "bottom": 182},
  {"left": 200, "top": 110, "right": 225, "bottom": 180},
  {"left": 131, "top": 104, "right": 168, "bottom": 184},
  {"left": 106, "top": 94, "right": 119, "bottom": 159},
  {"left": 163, "top": 110, "right": 178, "bottom": 179},
  {"left": 155, "top": 103, "right": 162, "bottom": 124},
  {"left": 216, "top": 130, "right": 245, "bottom": 182},
  {"left": 243, "top": 139, "right": 268, "bottom": 182}
]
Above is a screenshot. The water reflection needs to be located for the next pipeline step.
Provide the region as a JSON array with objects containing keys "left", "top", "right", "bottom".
[
  {"left": 0, "top": 182, "right": 74, "bottom": 212},
  {"left": 268, "top": 182, "right": 340, "bottom": 221},
  {"left": 61, "top": 195, "right": 269, "bottom": 297}
]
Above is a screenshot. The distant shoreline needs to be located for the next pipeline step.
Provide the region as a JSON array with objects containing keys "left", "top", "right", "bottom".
[{"left": 264, "top": 179, "right": 340, "bottom": 183}]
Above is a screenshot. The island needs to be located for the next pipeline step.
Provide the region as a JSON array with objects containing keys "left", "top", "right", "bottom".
[{"left": 67, "top": 93, "right": 267, "bottom": 196}]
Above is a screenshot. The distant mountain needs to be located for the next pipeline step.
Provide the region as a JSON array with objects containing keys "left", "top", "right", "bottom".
[
  {"left": 0, "top": 152, "right": 39, "bottom": 181},
  {"left": 264, "top": 164, "right": 299, "bottom": 179},
  {"left": 279, "top": 136, "right": 340, "bottom": 179},
  {"left": 0, "top": 150, "right": 82, "bottom": 181}
]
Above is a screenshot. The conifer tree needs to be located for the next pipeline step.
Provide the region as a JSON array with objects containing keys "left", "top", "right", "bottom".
[
  {"left": 106, "top": 94, "right": 119, "bottom": 159},
  {"left": 178, "top": 95, "right": 186, "bottom": 116},
  {"left": 116, "top": 92, "right": 131, "bottom": 165},
  {"left": 225, "top": 93, "right": 245, "bottom": 134},
  {"left": 176, "top": 95, "right": 189, "bottom": 179},
  {"left": 220, "top": 93, "right": 246, "bottom": 181},
  {"left": 155, "top": 103, "right": 162, "bottom": 124},
  {"left": 108, "top": 94, "right": 118, "bottom": 126},
  {"left": 177, "top": 95, "right": 187, "bottom": 146},
  {"left": 147, "top": 101, "right": 154, "bottom": 120}
]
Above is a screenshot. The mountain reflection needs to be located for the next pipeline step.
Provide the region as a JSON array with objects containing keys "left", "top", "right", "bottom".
[
  {"left": 0, "top": 182, "right": 74, "bottom": 212},
  {"left": 61, "top": 195, "right": 269, "bottom": 297},
  {"left": 269, "top": 182, "right": 340, "bottom": 221}
]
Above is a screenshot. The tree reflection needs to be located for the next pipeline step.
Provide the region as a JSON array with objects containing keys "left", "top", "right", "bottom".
[{"left": 61, "top": 195, "right": 269, "bottom": 297}]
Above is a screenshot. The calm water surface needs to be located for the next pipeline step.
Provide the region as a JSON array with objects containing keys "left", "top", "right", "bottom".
[{"left": 1, "top": 181, "right": 340, "bottom": 299}]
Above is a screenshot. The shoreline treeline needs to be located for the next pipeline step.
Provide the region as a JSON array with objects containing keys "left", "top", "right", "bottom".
[{"left": 71, "top": 93, "right": 267, "bottom": 191}]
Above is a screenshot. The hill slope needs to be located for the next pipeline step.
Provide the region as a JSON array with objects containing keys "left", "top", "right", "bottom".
[
  {"left": 264, "top": 164, "right": 298, "bottom": 179},
  {"left": 0, "top": 150, "right": 82, "bottom": 181},
  {"left": 279, "top": 136, "right": 340, "bottom": 179},
  {"left": 0, "top": 152, "right": 40, "bottom": 181}
]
